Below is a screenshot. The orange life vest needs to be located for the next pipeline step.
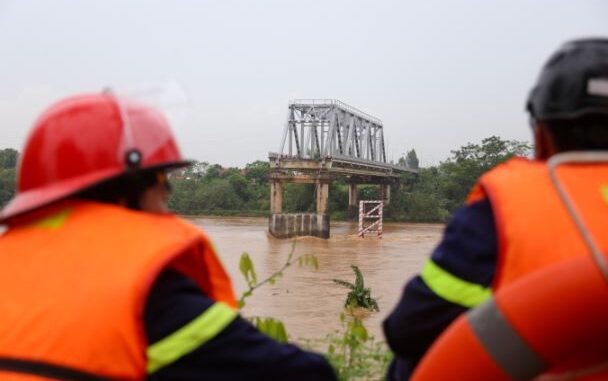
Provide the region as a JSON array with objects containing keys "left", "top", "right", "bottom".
[
  {"left": 0, "top": 201, "right": 236, "bottom": 380},
  {"left": 467, "top": 157, "right": 608, "bottom": 288},
  {"left": 413, "top": 157, "right": 608, "bottom": 381}
]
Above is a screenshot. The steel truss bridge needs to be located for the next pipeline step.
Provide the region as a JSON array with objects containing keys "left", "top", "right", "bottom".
[
  {"left": 268, "top": 99, "right": 417, "bottom": 238},
  {"left": 269, "top": 99, "right": 416, "bottom": 180}
]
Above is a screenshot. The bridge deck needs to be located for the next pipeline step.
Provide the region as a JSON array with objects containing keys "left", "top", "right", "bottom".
[{"left": 269, "top": 152, "right": 417, "bottom": 180}]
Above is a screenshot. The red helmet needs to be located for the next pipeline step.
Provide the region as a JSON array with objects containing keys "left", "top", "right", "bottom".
[{"left": 1, "top": 92, "right": 190, "bottom": 222}]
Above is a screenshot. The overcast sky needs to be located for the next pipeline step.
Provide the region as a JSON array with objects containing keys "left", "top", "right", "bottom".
[{"left": 1, "top": 0, "right": 607, "bottom": 167}]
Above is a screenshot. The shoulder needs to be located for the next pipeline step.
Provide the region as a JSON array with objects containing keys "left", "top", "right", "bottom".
[{"left": 467, "top": 157, "right": 542, "bottom": 203}]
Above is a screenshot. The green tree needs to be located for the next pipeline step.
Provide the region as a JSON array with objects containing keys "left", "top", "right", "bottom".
[
  {"left": 183, "top": 161, "right": 209, "bottom": 178},
  {"left": 245, "top": 161, "right": 270, "bottom": 184},
  {"left": 0, "top": 149, "right": 18, "bottom": 208},
  {"left": 357, "top": 185, "right": 380, "bottom": 201},
  {"left": 405, "top": 149, "right": 419, "bottom": 169},
  {"left": 283, "top": 183, "right": 316, "bottom": 212},
  {"left": 227, "top": 171, "right": 251, "bottom": 202},
  {"left": 390, "top": 136, "right": 530, "bottom": 221},
  {"left": 0, "top": 148, "right": 18, "bottom": 169},
  {"left": 168, "top": 178, "right": 199, "bottom": 213},
  {"left": 193, "top": 178, "right": 243, "bottom": 211},
  {"left": 0, "top": 168, "right": 16, "bottom": 207},
  {"left": 328, "top": 181, "right": 348, "bottom": 219},
  {"left": 203, "top": 164, "right": 222, "bottom": 182},
  {"left": 437, "top": 136, "right": 530, "bottom": 212},
  {"left": 390, "top": 168, "right": 449, "bottom": 222}
]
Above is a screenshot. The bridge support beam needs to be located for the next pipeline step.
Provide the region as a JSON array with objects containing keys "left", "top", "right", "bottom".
[
  {"left": 316, "top": 182, "right": 329, "bottom": 215},
  {"left": 270, "top": 181, "right": 283, "bottom": 214},
  {"left": 348, "top": 183, "right": 358, "bottom": 218},
  {"left": 381, "top": 184, "right": 391, "bottom": 206}
]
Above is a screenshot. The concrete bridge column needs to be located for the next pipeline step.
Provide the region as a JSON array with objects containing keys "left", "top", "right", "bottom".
[
  {"left": 348, "top": 183, "right": 358, "bottom": 218},
  {"left": 270, "top": 181, "right": 283, "bottom": 213},
  {"left": 316, "top": 182, "right": 329, "bottom": 214},
  {"left": 381, "top": 184, "right": 391, "bottom": 206}
]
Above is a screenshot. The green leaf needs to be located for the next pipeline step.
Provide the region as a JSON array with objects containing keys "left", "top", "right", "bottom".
[
  {"left": 333, "top": 279, "right": 355, "bottom": 290},
  {"left": 254, "top": 317, "right": 289, "bottom": 343},
  {"left": 349, "top": 320, "right": 368, "bottom": 342},
  {"left": 238, "top": 253, "right": 257, "bottom": 286},
  {"left": 352, "top": 265, "right": 364, "bottom": 290}
]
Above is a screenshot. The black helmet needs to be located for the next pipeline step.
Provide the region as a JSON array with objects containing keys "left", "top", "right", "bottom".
[{"left": 527, "top": 38, "right": 608, "bottom": 121}]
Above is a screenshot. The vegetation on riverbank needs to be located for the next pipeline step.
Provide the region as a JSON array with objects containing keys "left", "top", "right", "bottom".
[
  {"left": 168, "top": 135, "right": 529, "bottom": 222},
  {"left": 0, "top": 136, "right": 530, "bottom": 222},
  {"left": 238, "top": 245, "right": 390, "bottom": 381},
  {"left": 168, "top": 136, "right": 529, "bottom": 222}
]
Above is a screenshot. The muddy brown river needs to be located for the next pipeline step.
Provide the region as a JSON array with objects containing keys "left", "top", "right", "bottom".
[{"left": 187, "top": 217, "right": 443, "bottom": 341}]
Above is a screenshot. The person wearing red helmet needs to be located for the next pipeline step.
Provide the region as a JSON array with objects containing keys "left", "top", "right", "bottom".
[
  {"left": 0, "top": 92, "right": 336, "bottom": 380},
  {"left": 384, "top": 38, "right": 608, "bottom": 380}
]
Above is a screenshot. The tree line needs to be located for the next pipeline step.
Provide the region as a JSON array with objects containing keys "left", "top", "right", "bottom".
[{"left": 0, "top": 136, "right": 530, "bottom": 222}]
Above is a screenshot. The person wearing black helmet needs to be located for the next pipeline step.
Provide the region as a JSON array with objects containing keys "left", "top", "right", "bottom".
[{"left": 383, "top": 38, "right": 608, "bottom": 380}]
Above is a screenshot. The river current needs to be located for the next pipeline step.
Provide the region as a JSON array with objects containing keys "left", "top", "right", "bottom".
[{"left": 187, "top": 216, "right": 443, "bottom": 341}]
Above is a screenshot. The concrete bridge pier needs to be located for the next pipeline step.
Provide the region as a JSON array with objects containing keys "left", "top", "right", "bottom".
[
  {"left": 270, "top": 181, "right": 283, "bottom": 213},
  {"left": 348, "top": 183, "right": 358, "bottom": 218},
  {"left": 316, "top": 181, "right": 329, "bottom": 214},
  {"left": 268, "top": 175, "right": 330, "bottom": 239},
  {"left": 381, "top": 183, "right": 391, "bottom": 206}
]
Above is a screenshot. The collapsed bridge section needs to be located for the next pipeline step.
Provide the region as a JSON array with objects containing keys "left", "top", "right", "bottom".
[{"left": 268, "top": 99, "right": 416, "bottom": 239}]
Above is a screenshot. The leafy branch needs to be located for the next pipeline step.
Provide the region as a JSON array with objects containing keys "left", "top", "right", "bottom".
[
  {"left": 238, "top": 240, "right": 319, "bottom": 308},
  {"left": 237, "top": 240, "right": 319, "bottom": 343}
]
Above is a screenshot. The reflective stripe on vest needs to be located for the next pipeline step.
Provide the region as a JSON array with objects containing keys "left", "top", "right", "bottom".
[
  {"left": 147, "top": 302, "right": 237, "bottom": 373},
  {"left": 421, "top": 259, "right": 492, "bottom": 308},
  {"left": 468, "top": 297, "right": 546, "bottom": 381}
]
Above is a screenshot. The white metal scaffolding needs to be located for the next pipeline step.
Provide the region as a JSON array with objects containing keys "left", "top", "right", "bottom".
[{"left": 358, "top": 200, "right": 383, "bottom": 238}]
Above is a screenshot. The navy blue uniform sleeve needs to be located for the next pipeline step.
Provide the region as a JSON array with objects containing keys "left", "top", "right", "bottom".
[
  {"left": 383, "top": 199, "right": 497, "bottom": 381},
  {"left": 144, "top": 270, "right": 336, "bottom": 381}
]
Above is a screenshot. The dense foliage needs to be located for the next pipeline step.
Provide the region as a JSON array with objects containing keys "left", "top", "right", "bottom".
[
  {"left": 389, "top": 136, "right": 531, "bottom": 221},
  {"left": 168, "top": 136, "right": 529, "bottom": 221},
  {"left": 0, "top": 136, "right": 530, "bottom": 221},
  {"left": 0, "top": 149, "right": 18, "bottom": 207}
]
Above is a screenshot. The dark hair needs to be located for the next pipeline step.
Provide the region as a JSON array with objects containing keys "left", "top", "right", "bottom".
[
  {"left": 544, "top": 114, "right": 608, "bottom": 152},
  {"left": 76, "top": 169, "right": 166, "bottom": 210}
]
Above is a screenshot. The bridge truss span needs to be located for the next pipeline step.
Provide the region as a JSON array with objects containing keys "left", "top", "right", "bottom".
[{"left": 279, "top": 99, "right": 388, "bottom": 164}]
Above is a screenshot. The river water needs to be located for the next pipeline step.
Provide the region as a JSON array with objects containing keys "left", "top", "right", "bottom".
[{"left": 188, "top": 216, "right": 443, "bottom": 341}]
